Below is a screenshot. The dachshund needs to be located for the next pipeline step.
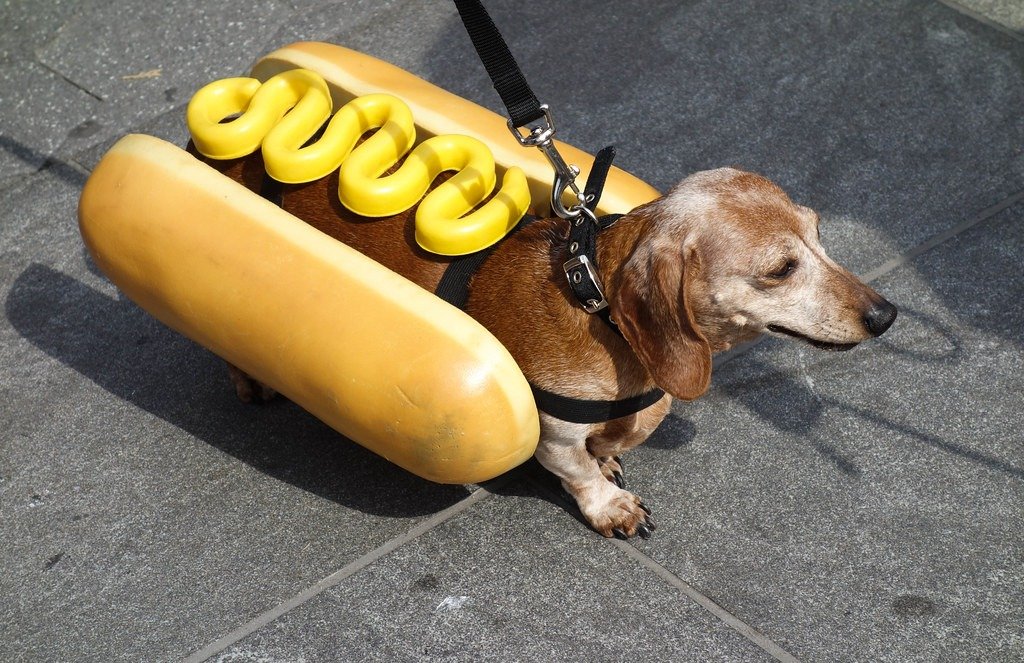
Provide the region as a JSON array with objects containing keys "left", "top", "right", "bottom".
[{"left": 199, "top": 151, "right": 897, "bottom": 539}]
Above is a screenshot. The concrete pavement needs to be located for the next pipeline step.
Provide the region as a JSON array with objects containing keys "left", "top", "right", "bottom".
[{"left": 1, "top": 1, "right": 1022, "bottom": 660}]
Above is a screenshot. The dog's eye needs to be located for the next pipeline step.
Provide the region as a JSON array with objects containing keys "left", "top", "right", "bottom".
[{"left": 767, "top": 259, "right": 797, "bottom": 280}]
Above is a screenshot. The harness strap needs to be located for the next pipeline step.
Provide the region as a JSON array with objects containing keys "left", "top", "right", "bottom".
[
  {"left": 260, "top": 171, "right": 283, "bottom": 207},
  {"left": 434, "top": 212, "right": 666, "bottom": 425},
  {"left": 531, "top": 384, "right": 667, "bottom": 425},
  {"left": 435, "top": 215, "right": 535, "bottom": 309},
  {"left": 562, "top": 146, "right": 615, "bottom": 315}
]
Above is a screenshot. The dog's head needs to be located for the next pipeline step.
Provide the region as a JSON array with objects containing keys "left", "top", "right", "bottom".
[{"left": 611, "top": 167, "right": 896, "bottom": 401}]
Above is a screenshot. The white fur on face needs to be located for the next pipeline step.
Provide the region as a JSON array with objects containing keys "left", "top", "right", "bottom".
[{"left": 650, "top": 168, "right": 876, "bottom": 347}]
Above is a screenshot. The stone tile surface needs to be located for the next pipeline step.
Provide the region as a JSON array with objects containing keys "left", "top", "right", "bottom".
[
  {"left": 620, "top": 204, "right": 1024, "bottom": 661},
  {"left": 31, "top": 0, "right": 297, "bottom": 168},
  {"left": 0, "top": 172, "right": 473, "bottom": 660},
  {"left": 0, "top": 60, "right": 99, "bottom": 182},
  {"left": 2, "top": 0, "right": 1023, "bottom": 660},
  {"left": 0, "top": 0, "right": 89, "bottom": 64},
  {"left": 208, "top": 483, "right": 771, "bottom": 663},
  {"left": 405, "top": 0, "right": 1024, "bottom": 275},
  {"left": 947, "top": 0, "right": 1024, "bottom": 32},
  {"left": 36, "top": 0, "right": 292, "bottom": 103},
  {"left": 74, "top": 103, "right": 189, "bottom": 172},
  {"left": 68, "top": 0, "right": 433, "bottom": 171}
]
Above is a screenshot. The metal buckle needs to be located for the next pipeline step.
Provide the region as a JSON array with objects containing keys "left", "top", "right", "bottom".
[
  {"left": 508, "top": 104, "right": 587, "bottom": 220},
  {"left": 507, "top": 104, "right": 556, "bottom": 147},
  {"left": 563, "top": 254, "right": 609, "bottom": 313}
]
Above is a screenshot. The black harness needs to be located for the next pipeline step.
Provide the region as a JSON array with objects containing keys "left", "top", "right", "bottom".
[
  {"left": 263, "top": 0, "right": 668, "bottom": 424},
  {"left": 450, "top": 0, "right": 667, "bottom": 422},
  {"left": 432, "top": 205, "right": 665, "bottom": 425}
]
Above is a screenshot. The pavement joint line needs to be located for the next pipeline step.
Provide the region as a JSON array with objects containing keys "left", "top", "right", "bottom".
[
  {"left": 713, "top": 187, "right": 1024, "bottom": 370},
  {"left": 34, "top": 58, "right": 104, "bottom": 102},
  {"left": 183, "top": 482, "right": 500, "bottom": 663},
  {"left": 518, "top": 470, "right": 799, "bottom": 662},
  {"left": 611, "top": 540, "right": 801, "bottom": 663},
  {"left": 859, "top": 188, "right": 1024, "bottom": 283},
  {"left": 936, "top": 0, "right": 1024, "bottom": 42}
]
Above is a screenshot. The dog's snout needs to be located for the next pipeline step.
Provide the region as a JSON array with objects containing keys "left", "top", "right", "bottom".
[{"left": 863, "top": 299, "right": 897, "bottom": 337}]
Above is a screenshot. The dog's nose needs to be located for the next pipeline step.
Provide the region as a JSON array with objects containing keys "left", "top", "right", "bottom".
[{"left": 864, "top": 299, "right": 897, "bottom": 337}]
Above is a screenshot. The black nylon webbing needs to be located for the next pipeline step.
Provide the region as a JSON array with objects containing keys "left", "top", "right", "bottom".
[
  {"left": 434, "top": 213, "right": 667, "bottom": 424},
  {"left": 435, "top": 215, "right": 535, "bottom": 309},
  {"left": 561, "top": 147, "right": 615, "bottom": 312},
  {"left": 453, "top": 0, "right": 545, "bottom": 128},
  {"left": 259, "top": 171, "right": 283, "bottom": 207},
  {"left": 531, "top": 384, "right": 667, "bottom": 425},
  {"left": 583, "top": 146, "right": 616, "bottom": 212}
]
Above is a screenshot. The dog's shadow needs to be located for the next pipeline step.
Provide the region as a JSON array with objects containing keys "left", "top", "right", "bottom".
[
  {"left": 719, "top": 360, "right": 864, "bottom": 477},
  {"left": 5, "top": 262, "right": 471, "bottom": 517}
]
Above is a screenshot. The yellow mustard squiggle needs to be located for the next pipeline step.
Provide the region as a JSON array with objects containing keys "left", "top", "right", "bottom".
[{"left": 186, "top": 69, "right": 531, "bottom": 256}]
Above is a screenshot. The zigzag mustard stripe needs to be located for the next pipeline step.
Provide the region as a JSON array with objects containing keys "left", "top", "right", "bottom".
[{"left": 186, "top": 69, "right": 530, "bottom": 256}]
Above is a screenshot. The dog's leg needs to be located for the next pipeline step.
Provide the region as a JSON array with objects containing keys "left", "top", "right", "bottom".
[
  {"left": 587, "top": 395, "right": 672, "bottom": 489},
  {"left": 536, "top": 415, "right": 655, "bottom": 539},
  {"left": 227, "top": 363, "right": 277, "bottom": 404}
]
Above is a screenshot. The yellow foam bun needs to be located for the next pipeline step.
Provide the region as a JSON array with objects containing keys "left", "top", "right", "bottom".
[
  {"left": 79, "top": 44, "right": 662, "bottom": 484},
  {"left": 79, "top": 134, "right": 540, "bottom": 484},
  {"left": 249, "top": 42, "right": 661, "bottom": 217}
]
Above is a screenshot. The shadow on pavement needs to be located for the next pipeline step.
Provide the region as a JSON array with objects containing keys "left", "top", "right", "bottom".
[
  {"left": 0, "top": 135, "right": 88, "bottom": 188},
  {"left": 719, "top": 326, "right": 1024, "bottom": 480},
  {"left": 5, "top": 263, "right": 471, "bottom": 518}
]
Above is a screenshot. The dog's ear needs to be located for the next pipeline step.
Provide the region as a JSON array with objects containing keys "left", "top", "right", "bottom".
[{"left": 613, "top": 244, "right": 712, "bottom": 401}]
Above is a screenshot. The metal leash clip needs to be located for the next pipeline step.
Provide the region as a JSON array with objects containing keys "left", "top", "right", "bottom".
[
  {"left": 507, "top": 104, "right": 591, "bottom": 220},
  {"left": 507, "top": 105, "right": 608, "bottom": 312}
]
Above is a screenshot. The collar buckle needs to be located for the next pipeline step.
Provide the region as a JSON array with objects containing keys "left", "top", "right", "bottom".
[{"left": 563, "top": 254, "right": 609, "bottom": 313}]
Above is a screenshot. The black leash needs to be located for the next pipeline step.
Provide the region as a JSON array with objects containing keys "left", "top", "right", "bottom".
[
  {"left": 453, "top": 0, "right": 616, "bottom": 315},
  {"left": 451, "top": 0, "right": 666, "bottom": 422},
  {"left": 452, "top": 0, "right": 545, "bottom": 129}
]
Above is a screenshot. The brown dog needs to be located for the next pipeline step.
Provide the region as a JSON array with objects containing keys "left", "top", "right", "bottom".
[{"left": 199, "top": 151, "right": 896, "bottom": 539}]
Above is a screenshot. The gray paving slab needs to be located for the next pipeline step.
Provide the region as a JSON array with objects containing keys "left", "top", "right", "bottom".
[
  {"left": 267, "top": 0, "right": 433, "bottom": 67},
  {"left": 945, "top": 0, "right": 1024, "bottom": 33},
  {"left": 203, "top": 481, "right": 773, "bottom": 663},
  {"left": 1, "top": 0, "right": 108, "bottom": 183},
  {"left": 0, "top": 59, "right": 100, "bottom": 183},
  {"left": 0, "top": 171, "right": 475, "bottom": 660},
  {"left": 69, "top": 0, "right": 424, "bottom": 173},
  {"left": 36, "top": 0, "right": 293, "bottom": 103},
  {"left": 2, "top": 0, "right": 1023, "bottom": 660},
  {"left": 401, "top": 0, "right": 1024, "bottom": 276},
  {"left": 0, "top": 0, "right": 89, "bottom": 64},
  {"left": 32, "top": 0, "right": 298, "bottom": 169},
  {"left": 73, "top": 102, "right": 189, "bottom": 173},
  {"left": 615, "top": 203, "right": 1024, "bottom": 661}
]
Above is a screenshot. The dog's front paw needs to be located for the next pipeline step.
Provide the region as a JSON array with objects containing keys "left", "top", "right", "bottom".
[
  {"left": 227, "top": 364, "right": 278, "bottom": 404},
  {"left": 596, "top": 455, "right": 625, "bottom": 488},
  {"left": 575, "top": 480, "right": 656, "bottom": 540}
]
